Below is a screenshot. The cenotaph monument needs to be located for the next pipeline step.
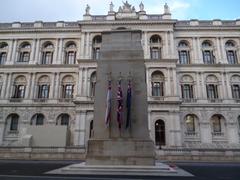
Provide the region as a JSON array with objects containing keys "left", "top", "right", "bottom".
[{"left": 86, "top": 29, "right": 155, "bottom": 165}]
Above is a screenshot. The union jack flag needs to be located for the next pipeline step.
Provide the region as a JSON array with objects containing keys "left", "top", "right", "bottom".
[{"left": 117, "top": 80, "right": 123, "bottom": 129}]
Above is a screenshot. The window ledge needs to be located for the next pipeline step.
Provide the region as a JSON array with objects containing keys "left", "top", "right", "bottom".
[
  {"left": 33, "top": 98, "right": 48, "bottom": 102},
  {"left": 9, "top": 98, "right": 23, "bottom": 102}
]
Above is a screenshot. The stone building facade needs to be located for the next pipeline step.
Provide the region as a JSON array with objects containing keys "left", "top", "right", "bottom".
[{"left": 0, "top": 2, "right": 240, "bottom": 153}]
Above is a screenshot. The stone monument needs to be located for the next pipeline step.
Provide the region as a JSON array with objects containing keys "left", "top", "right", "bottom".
[{"left": 86, "top": 29, "right": 155, "bottom": 165}]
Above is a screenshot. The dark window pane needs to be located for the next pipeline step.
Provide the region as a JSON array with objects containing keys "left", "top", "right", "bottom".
[{"left": 0, "top": 52, "right": 7, "bottom": 64}]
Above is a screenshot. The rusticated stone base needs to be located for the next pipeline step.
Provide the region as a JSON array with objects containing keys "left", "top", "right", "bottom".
[{"left": 86, "top": 139, "right": 155, "bottom": 165}]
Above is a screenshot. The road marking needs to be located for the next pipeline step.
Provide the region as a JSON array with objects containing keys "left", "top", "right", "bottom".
[{"left": 0, "top": 174, "right": 142, "bottom": 180}]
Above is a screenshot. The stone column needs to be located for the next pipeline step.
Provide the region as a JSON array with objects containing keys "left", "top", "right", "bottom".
[
  {"left": 225, "top": 72, "right": 232, "bottom": 99},
  {"left": 172, "top": 68, "right": 177, "bottom": 96},
  {"left": 54, "top": 72, "right": 60, "bottom": 99},
  {"left": 147, "top": 110, "right": 153, "bottom": 140},
  {"left": 0, "top": 122, "right": 4, "bottom": 145},
  {"left": 196, "top": 72, "right": 202, "bottom": 99},
  {"left": 11, "top": 39, "right": 17, "bottom": 64},
  {"left": 201, "top": 73, "right": 207, "bottom": 99},
  {"left": 172, "top": 113, "right": 182, "bottom": 146},
  {"left": 57, "top": 39, "right": 63, "bottom": 64},
  {"left": 220, "top": 38, "right": 227, "bottom": 63},
  {"left": 86, "top": 33, "right": 90, "bottom": 59},
  {"left": 166, "top": 68, "right": 171, "bottom": 96},
  {"left": 29, "top": 73, "right": 36, "bottom": 99},
  {"left": 30, "top": 39, "right": 36, "bottom": 64},
  {"left": 197, "top": 38, "right": 202, "bottom": 63},
  {"left": 53, "top": 38, "right": 59, "bottom": 64},
  {"left": 34, "top": 39, "right": 40, "bottom": 64},
  {"left": 200, "top": 122, "right": 212, "bottom": 143},
  {"left": 216, "top": 37, "right": 222, "bottom": 63},
  {"left": 77, "top": 67, "right": 83, "bottom": 96},
  {"left": 49, "top": 73, "right": 55, "bottom": 99},
  {"left": 144, "top": 32, "right": 149, "bottom": 59},
  {"left": 146, "top": 68, "right": 151, "bottom": 97},
  {"left": 5, "top": 73, "right": 13, "bottom": 99},
  {"left": 192, "top": 37, "right": 197, "bottom": 63},
  {"left": 164, "top": 32, "right": 169, "bottom": 58},
  {"left": 221, "top": 72, "right": 226, "bottom": 99},
  {"left": 6, "top": 40, "right": 13, "bottom": 64},
  {"left": 80, "top": 33, "right": 85, "bottom": 59},
  {"left": 1, "top": 73, "right": 8, "bottom": 99},
  {"left": 25, "top": 73, "right": 32, "bottom": 99},
  {"left": 83, "top": 68, "right": 88, "bottom": 96},
  {"left": 226, "top": 122, "right": 239, "bottom": 144},
  {"left": 169, "top": 31, "right": 175, "bottom": 58}
]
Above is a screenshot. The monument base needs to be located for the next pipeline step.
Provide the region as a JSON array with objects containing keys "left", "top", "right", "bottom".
[
  {"left": 46, "top": 162, "right": 194, "bottom": 177},
  {"left": 86, "top": 139, "right": 155, "bottom": 165}
]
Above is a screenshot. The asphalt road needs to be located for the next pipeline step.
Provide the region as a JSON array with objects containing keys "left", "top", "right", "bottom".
[{"left": 0, "top": 160, "right": 239, "bottom": 180}]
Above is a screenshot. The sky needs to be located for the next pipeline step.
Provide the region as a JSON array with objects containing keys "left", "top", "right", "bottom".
[{"left": 0, "top": 0, "right": 239, "bottom": 22}]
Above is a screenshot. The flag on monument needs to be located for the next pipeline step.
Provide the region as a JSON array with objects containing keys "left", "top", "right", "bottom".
[
  {"left": 105, "top": 80, "right": 112, "bottom": 127},
  {"left": 126, "top": 80, "right": 132, "bottom": 129},
  {"left": 117, "top": 80, "right": 123, "bottom": 129}
]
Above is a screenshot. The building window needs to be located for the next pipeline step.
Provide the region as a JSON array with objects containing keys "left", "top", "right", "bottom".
[
  {"left": 12, "top": 76, "right": 27, "bottom": 99},
  {"left": 10, "top": 114, "right": 19, "bottom": 131},
  {"left": 0, "top": 52, "right": 7, "bottom": 64},
  {"left": 178, "top": 41, "right": 190, "bottom": 64},
  {"left": 206, "top": 84, "right": 218, "bottom": 99},
  {"left": 92, "top": 35, "right": 102, "bottom": 60},
  {"left": 41, "top": 42, "right": 54, "bottom": 64},
  {"left": 38, "top": 85, "right": 49, "bottom": 99},
  {"left": 18, "top": 42, "right": 31, "bottom": 62},
  {"left": 31, "top": 114, "right": 44, "bottom": 126},
  {"left": 90, "top": 72, "right": 97, "bottom": 97},
  {"left": 12, "top": 85, "right": 25, "bottom": 98},
  {"left": 225, "top": 41, "right": 238, "bottom": 64},
  {"left": 185, "top": 115, "right": 195, "bottom": 133},
  {"left": 62, "top": 84, "right": 74, "bottom": 98},
  {"left": 232, "top": 84, "right": 240, "bottom": 99},
  {"left": 61, "top": 75, "right": 75, "bottom": 99},
  {"left": 202, "top": 41, "right": 215, "bottom": 64},
  {"left": 211, "top": 115, "right": 222, "bottom": 133},
  {"left": 150, "top": 35, "right": 161, "bottom": 60},
  {"left": 41, "top": 52, "right": 53, "bottom": 64},
  {"left": 151, "top": 71, "right": 164, "bottom": 97},
  {"left": 181, "top": 84, "right": 193, "bottom": 99},
  {"left": 57, "top": 114, "right": 70, "bottom": 126},
  {"left": 65, "top": 42, "right": 77, "bottom": 64},
  {"left": 155, "top": 120, "right": 166, "bottom": 146}
]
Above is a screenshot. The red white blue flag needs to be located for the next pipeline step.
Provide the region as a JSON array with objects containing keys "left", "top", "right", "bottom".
[
  {"left": 125, "top": 80, "right": 132, "bottom": 129},
  {"left": 117, "top": 80, "right": 123, "bottom": 129},
  {"left": 105, "top": 80, "right": 112, "bottom": 127}
]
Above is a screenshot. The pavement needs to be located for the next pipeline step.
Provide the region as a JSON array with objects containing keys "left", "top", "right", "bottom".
[{"left": 0, "top": 160, "right": 239, "bottom": 180}]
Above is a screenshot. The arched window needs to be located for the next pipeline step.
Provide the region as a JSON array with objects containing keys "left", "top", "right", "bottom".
[
  {"left": 211, "top": 114, "right": 225, "bottom": 136},
  {"left": 178, "top": 41, "right": 190, "bottom": 64},
  {"left": 41, "top": 42, "right": 54, "bottom": 64},
  {"left": 225, "top": 40, "right": 238, "bottom": 64},
  {"left": 151, "top": 71, "right": 164, "bottom": 97},
  {"left": 65, "top": 42, "right": 77, "bottom": 64},
  {"left": 230, "top": 75, "right": 240, "bottom": 100},
  {"left": 56, "top": 114, "right": 70, "bottom": 126},
  {"left": 92, "top": 35, "right": 102, "bottom": 60},
  {"left": 206, "top": 75, "right": 219, "bottom": 101},
  {"left": 184, "top": 114, "right": 198, "bottom": 135},
  {"left": 37, "top": 75, "right": 50, "bottom": 99},
  {"left": 5, "top": 114, "right": 19, "bottom": 132},
  {"left": 18, "top": 42, "right": 31, "bottom": 62},
  {"left": 155, "top": 120, "right": 166, "bottom": 146},
  {"left": 0, "top": 42, "right": 8, "bottom": 65},
  {"left": 202, "top": 40, "right": 215, "bottom": 64},
  {"left": 61, "top": 75, "right": 74, "bottom": 99},
  {"left": 11, "top": 76, "right": 27, "bottom": 99},
  {"left": 180, "top": 75, "right": 194, "bottom": 101},
  {"left": 31, "top": 113, "right": 45, "bottom": 125},
  {"left": 89, "top": 120, "right": 94, "bottom": 138},
  {"left": 90, "top": 72, "right": 97, "bottom": 97},
  {"left": 150, "top": 35, "right": 161, "bottom": 59}
]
